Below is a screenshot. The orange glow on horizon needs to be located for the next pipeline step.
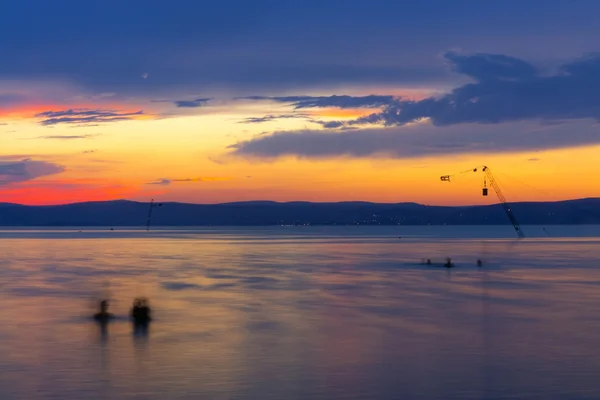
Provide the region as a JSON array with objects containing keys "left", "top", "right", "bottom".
[
  {"left": 4, "top": 141, "right": 600, "bottom": 206},
  {"left": 0, "top": 180, "right": 142, "bottom": 205},
  {"left": 307, "top": 108, "right": 375, "bottom": 119},
  {"left": 0, "top": 102, "right": 151, "bottom": 121},
  {"left": 2, "top": 91, "right": 599, "bottom": 207}
]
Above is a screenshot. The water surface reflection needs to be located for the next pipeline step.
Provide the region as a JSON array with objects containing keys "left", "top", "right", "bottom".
[{"left": 0, "top": 229, "right": 600, "bottom": 399}]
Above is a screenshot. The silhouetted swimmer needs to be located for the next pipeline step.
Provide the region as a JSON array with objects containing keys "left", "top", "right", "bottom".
[
  {"left": 444, "top": 257, "right": 454, "bottom": 268},
  {"left": 477, "top": 259, "right": 483, "bottom": 267},
  {"left": 131, "top": 297, "right": 152, "bottom": 326},
  {"left": 93, "top": 300, "right": 114, "bottom": 323}
]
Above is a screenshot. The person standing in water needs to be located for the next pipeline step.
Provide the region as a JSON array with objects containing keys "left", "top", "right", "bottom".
[{"left": 94, "top": 300, "right": 114, "bottom": 322}]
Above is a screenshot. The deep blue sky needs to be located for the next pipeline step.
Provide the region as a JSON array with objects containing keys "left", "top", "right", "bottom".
[{"left": 2, "top": 0, "right": 600, "bottom": 95}]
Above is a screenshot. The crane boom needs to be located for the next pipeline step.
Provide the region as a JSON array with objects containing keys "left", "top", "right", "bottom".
[
  {"left": 482, "top": 166, "right": 525, "bottom": 238},
  {"left": 440, "top": 165, "right": 525, "bottom": 238}
]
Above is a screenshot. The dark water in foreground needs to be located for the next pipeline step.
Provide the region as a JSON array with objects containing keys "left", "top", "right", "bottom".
[{"left": 2, "top": 226, "right": 600, "bottom": 399}]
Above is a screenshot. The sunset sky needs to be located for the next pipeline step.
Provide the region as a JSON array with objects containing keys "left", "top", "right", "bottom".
[{"left": 2, "top": 0, "right": 600, "bottom": 205}]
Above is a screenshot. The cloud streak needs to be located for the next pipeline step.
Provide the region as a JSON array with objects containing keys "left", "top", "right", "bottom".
[
  {"left": 242, "top": 95, "right": 398, "bottom": 109},
  {"left": 146, "top": 177, "right": 233, "bottom": 186},
  {"left": 35, "top": 108, "right": 144, "bottom": 126},
  {"left": 173, "top": 97, "right": 211, "bottom": 108},
  {"left": 37, "top": 134, "right": 100, "bottom": 140},
  {"left": 239, "top": 113, "right": 312, "bottom": 124},
  {"left": 146, "top": 179, "right": 171, "bottom": 186},
  {"left": 0, "top": 158, "right": 65, "bottom": 185}
]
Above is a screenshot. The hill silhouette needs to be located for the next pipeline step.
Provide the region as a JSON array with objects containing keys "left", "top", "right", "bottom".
[{"left": 0, "top": 198, "right": 598, "bottom": 226}]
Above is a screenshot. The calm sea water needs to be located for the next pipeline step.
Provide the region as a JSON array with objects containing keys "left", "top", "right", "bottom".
[{"left": 2, "top": 226, "right": 600, "bottom": 400}]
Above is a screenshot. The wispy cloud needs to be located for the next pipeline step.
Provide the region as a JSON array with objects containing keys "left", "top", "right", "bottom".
[
  {"left": 173, "top": 97, "right": 211, "bottom": 108},
  {"left": 35, "top": 108, "right": 144, "bottom": 126},
  {"left": 72, "top": 92, "right": 116, "bottom": 101},
  {"left": 37, "top": 134, "right": 100, "bottom": 140},
  {"left": 241, "top": 95, "right": 397, "bottom": 109},
  {"left": 173, "top": 177, "right": 231, "bottom": 182},
  {"left": 316, "top": 121, "right": 346, "bottom": 128},
  {"left": 146, "top": 176, "right": 233, "bottom": 186},
  {"left": 239, "top": 113, "right": 312, "bottom": 124},
  {"left": 146, "top": 178, "right": 171, "bottom": 186}
]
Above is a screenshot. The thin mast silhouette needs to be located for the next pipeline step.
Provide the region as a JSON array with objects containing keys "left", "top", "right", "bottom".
[{"left": 146, "top": 199, "right": 163, "bottom": 231}]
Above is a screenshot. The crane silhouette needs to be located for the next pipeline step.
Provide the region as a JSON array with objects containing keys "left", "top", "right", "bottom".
[{"left": 441, "top": 166, "right": 525, "bottom": 239}]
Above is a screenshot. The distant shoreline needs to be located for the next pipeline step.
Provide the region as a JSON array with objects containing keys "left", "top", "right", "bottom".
[{"left": 2, "top": 224, "right": 599, "bottom": 228}]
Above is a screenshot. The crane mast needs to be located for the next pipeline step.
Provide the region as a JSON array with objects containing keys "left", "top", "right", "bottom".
[
  {"left": 146, "top": 199, "right": 163, "bottom": 232},
  {"left": 440, "top": 166, "right": 525, "bottom": 238}
]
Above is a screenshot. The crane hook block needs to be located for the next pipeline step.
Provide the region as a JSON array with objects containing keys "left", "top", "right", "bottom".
[
  {"left": 440, "top": 175, "right": 451, "bottom": 181},
  {"left": 482, "top": 188, "right": 489, "bottom": 196}
]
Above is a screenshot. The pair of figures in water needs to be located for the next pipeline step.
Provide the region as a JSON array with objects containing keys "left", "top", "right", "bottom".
[
  {"left": 422, "top": 258, "right": 483, "bottom": 268},
  {"left": 422, "top": 257, "right": 454, "bottom": 268},
  {"left": 94, "top": 297, "right": 151, "bottom": 325}
]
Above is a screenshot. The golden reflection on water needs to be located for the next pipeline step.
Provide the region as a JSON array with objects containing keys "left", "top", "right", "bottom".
[{"left": 1, "top": 231, "right": 600, "bottom": 399}]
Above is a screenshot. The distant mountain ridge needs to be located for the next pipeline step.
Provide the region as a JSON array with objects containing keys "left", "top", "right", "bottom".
[{"left": 0, "top": 198, "right": 598, "bottom": 226}]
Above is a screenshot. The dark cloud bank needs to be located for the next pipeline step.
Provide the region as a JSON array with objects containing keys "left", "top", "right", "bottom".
[{"left": 232, "top": 51, "right": 600, "bottom": 159}]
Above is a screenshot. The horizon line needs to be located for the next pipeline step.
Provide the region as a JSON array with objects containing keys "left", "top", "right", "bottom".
[{"left": 1, "top": 196, "right": 598, "bottom": 208}]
